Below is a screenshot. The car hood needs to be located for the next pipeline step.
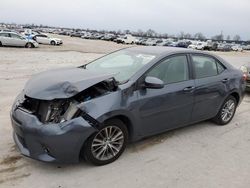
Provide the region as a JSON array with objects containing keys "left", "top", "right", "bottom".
[{"left": 24, "top": 67, "right": 116, "bottom": 100}]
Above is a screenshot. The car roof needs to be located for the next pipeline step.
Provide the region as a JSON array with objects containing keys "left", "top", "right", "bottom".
[
  {"left": 125, "top": 46, "right": 202, "bottom": 56},
  {"left": 0, "top": 31, "right": 20, "bottom": 35},
  {"left": 124, "top": 46, "right": 234, "bottom": 70}
]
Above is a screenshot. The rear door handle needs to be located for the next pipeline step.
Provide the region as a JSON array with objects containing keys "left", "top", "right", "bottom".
[
  {"left": 222, "top": 78, "right": 229, "bottom": 83},
  {"left": 183, "top": 86, "right": 195, "bottom": 92}
]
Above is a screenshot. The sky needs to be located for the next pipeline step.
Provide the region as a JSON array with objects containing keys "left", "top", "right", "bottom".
[{"left": 0, "top": 0, "right": 250, "bottom": 40}]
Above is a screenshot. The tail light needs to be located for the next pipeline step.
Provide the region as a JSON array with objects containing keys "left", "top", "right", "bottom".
[
  {"left": 243, "top": 73, "right": 247, "bottom": 81},
  {"left": 240, "top": 66, "right": 248, "bottom": 81}
]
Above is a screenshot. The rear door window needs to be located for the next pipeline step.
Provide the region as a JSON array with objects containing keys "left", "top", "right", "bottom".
[{"left": 191, "top": 55, "right": 225, "bottom": 79}]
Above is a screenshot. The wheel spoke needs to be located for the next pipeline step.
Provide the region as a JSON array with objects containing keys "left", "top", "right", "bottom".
[
  {"left": 92, "top": 143, "right": 104, "bottom": 147},
  {"left": 109, "top": 144, "right": 119, "bottom": 152},
  {"left": 109, "top": 126, "right": 113, "bottom": 138},
  {"left": 108, "top": 144, "right": 116, "bottom": 156},
  {"left": 93, "top": 138, "right": 103, "bottom": 143},
  {"left": 112, "top": 131, "right": 123, "bottom": 141},
  {"left": 93, "top": 145, "right": 104, "bottom": 153},
  {"left": 96, "top": 147, "right": 106, "bottom": 159},
  {"left": 104, "top": 128, "right": 109, "bottom": 138}
]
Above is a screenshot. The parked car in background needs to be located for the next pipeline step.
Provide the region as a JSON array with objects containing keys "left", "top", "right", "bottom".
[
  {"left": 116, "top": 34, "right": 136, "bottom": 44},
  {"left": 188, "top": 42, "right": 205, "bottom": 50},
  {"left": 102, "top": 34, "right": 117, "bottom": 41},
  {"left": 242, "top": 45, "right": 250, "bottom": 51},
  {"left": 11, "top": 47, "right": 245, "bottom": 166},
  {"left": 0, "top": 31, "right": 38, "bottom": 48},
  {"left": 217, "top": 44, "right": 232, "bottom": 51},
  {"left": 240, "top": 64, "right": 250, "bottom": 91},
  {"left": 203, "top": 40, "right": 218, "bottom": 51},
  {"left": 70, "top": 32, "right": 83, "bottom": 38},
  {"left": 81, "top": 32, "right": 93, "bottom": 39},
  {"left": 176, "top": 41, "right": 191, "bottom": 48},
  {"left": 231, "top": 45, "right": 243, "bottom": 52},
  {"left": 143, "top": 38, "right": 157, "bottom": 46},
  {"left": 136, "top": 38, "right": 147, "bottom": 45},
  {"left": 33, "top": 34, "right": 63, "bottom": 45}
]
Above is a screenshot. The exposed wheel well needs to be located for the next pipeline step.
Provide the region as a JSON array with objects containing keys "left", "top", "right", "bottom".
[
  {"left": 230, "top": 92, "right": 240, "bottom": 105},
  {"left": 105, "top": 115, "right": 133, "bottom": 141}
]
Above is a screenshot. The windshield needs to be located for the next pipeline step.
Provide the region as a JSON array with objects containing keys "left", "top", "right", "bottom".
[{"left": 85, "top": 50, "right": 156, "bottom": 83}]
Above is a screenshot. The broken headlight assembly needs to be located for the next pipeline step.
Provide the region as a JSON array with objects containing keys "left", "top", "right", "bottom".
[
  {"left": 42, "top": 100, "right": 80, "bottom": 123},
  {"left": 19, "top": 78, "right": 117, "bottom": 125}
]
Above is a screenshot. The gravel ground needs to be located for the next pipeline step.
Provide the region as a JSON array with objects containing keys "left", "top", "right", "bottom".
[{"left": 0, "top": 35, "right": 250, "bottom": 188}]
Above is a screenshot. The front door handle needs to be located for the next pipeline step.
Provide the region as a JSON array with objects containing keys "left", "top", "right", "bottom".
[
  {"left": 222, "top": 78, "right": 229, "bottom": 83},
  {"left": 183, "top": 86, "right": 195, "bottom": 92}
]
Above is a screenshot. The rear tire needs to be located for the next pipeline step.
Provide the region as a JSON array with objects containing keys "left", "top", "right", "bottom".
[
  {"left": 0, "top": 41, "right": 2, "bottom": 47},
  {"left": 213, "top": 96, "right": 237, "bottom": 125},
  {"left": 83, "top": 119, "right": 128, "bottom": 166}
]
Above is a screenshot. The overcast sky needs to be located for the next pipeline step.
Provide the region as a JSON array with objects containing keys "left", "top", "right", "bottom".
[{"left": 1, "top": 0, "right": 250, "bottom": 39}]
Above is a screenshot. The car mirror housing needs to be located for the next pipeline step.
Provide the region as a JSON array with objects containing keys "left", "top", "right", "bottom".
[{"left": 144, "top": 76, "right": 164, "bottom": 89}]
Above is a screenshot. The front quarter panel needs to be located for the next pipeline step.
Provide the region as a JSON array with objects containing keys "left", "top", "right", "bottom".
[{"left": 78, "top": 86, "right": 140, "bottom": 140}]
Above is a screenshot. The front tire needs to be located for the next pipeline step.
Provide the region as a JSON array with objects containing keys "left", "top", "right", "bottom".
[
  {"left": 213, "top": 96, "right": 237, "bottom": 125},
  {"left": 25, "top": 42, "right": 34, "bottom": 48},
  {"left": 51, "top": 41, "right": 56, "bottom": 45},
  {"left": 83, "top": 119, "right": 128, "bottom": 165},
  {"left": 0, "top": 41, "right": 2, "bottom": 47}
]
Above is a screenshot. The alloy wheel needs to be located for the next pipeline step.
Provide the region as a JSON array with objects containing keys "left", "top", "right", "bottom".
[
  {"left": 91, "top": 126, "right": 124, "bottom": 161},
  {"left": 221, "top": 99, "right": 236, "bottom": 123}
]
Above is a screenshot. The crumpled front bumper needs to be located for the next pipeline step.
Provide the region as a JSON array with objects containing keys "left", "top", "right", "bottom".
[{"left": 11, "top": 108, "right": 97, "bottom": 163}]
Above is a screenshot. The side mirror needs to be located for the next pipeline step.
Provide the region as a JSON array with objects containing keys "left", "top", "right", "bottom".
[{"left": 144, "top": 76, "right": 164, "bottom": 89}]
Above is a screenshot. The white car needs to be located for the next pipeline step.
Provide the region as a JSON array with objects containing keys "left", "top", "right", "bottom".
[
  {"left": 34, "top": 34, "right": 63, "bottom": 45},
  {"left": 188, "top": 42, "right": 206, "bottom": 50},
  {"left": 117, "top": 34, "right": 136, "bottom": 44},
  {"left": 231, "top": 45, "right": 243, "bottom": 52},
  {"left": 0, "top": 32, "right": 38, "bottom": 48}
]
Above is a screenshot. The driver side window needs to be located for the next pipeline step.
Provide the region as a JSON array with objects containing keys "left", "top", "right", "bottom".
[{"left": 147, "top": 55, "right": 189, "bottom": 84}]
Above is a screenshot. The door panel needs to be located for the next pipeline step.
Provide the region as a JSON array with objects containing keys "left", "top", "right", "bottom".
[
  {"left": 192, "top": 74, "right": 228, "bottom": 121},
  {"left": 191, "top": 54, "right": 228, "bottom": 122},
  {"left": 9, "top": 34, "right": 26, "bottom": 47},
  {"left": 137, "top": 80, "right": 195, "bottom": 135},
  {"left": 136, "top": 54, "right": 195, "bottom": 136}
]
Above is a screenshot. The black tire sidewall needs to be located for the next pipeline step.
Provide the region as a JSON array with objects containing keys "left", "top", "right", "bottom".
[
  {"left": 51, "top": 41, "right": 56, "bottom": 45},
  {"left": 84, "top": 119, "right": 128, "bottom": 166},
  {"left": 26, "top": 42, "right": 33, "bottom": 48}
]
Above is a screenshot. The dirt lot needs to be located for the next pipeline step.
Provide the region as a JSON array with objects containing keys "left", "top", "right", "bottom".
[{"left": 0, "top": 35, "right": 250, "bottom": 188}]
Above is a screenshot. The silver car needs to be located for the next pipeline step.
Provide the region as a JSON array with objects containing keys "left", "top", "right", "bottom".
[{"left": 0, "top": 32, "right": 38, "bottom": 48}]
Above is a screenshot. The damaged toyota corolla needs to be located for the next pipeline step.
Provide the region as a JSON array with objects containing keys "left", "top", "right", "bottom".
[{"left": 11, "top": 46, "right": 246, "bottom": 165}]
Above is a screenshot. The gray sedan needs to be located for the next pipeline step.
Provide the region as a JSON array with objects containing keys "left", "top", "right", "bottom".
[
  {"left": 0, "top": 32, "right": 38, "bottom": 48},
  {"left": 11, "top": 47, "right": 246, "bottom": 165}
]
